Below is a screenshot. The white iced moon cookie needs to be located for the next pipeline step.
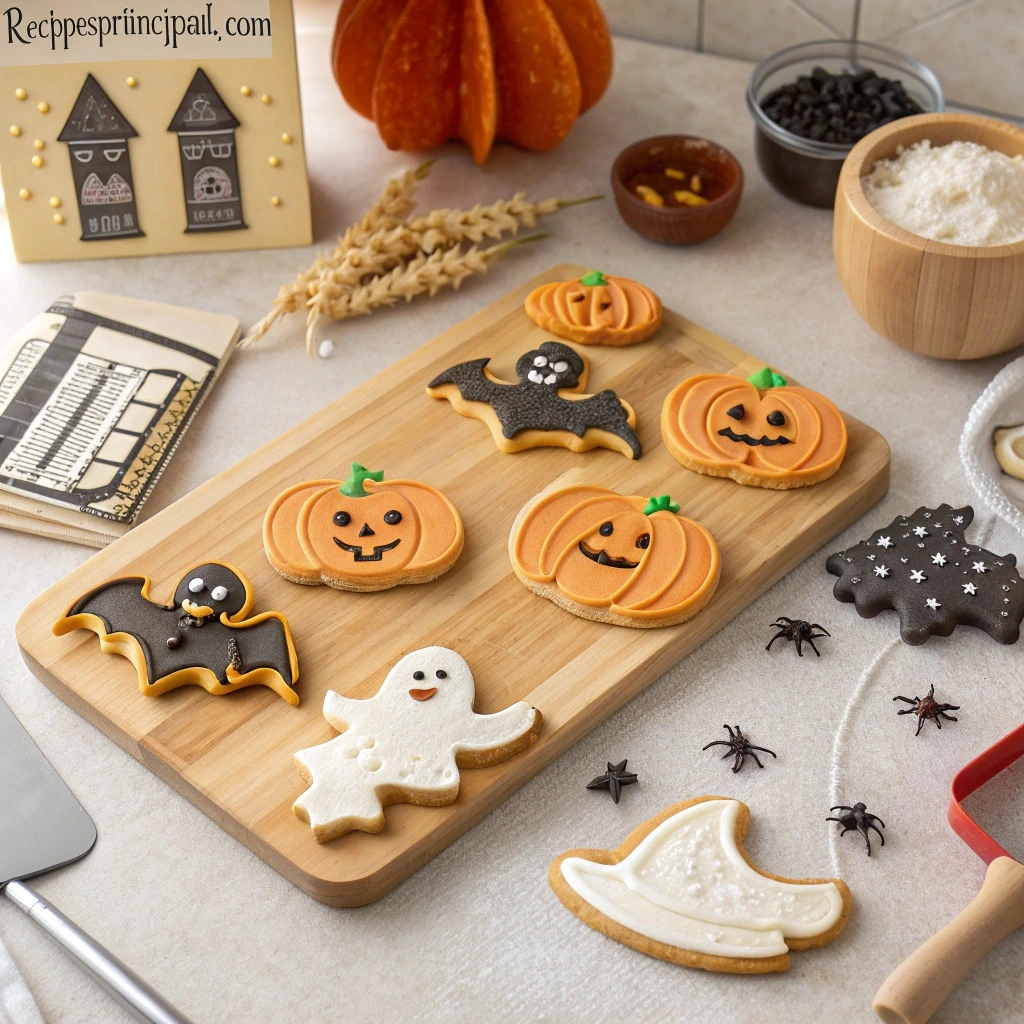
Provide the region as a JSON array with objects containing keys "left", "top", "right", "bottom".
[
  {"left": 549, "top": 797, "right": 852, "bottom": 974},
  {"left": 994, "top": 424, "right": 1024, "bottom": 481},
  {"left": 293, "top": 646, "right": 542, "bottom": 842}
]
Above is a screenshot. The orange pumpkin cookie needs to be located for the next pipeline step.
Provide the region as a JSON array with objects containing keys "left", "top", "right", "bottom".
[
  {"left": 263, "top": 463, "right": 464, "bottom": 592},
  {"left": 509, "top": 485, "right": 720, "bottom": 627},
  {"left": 525, "top": 270, "right": 662, "bottom": 346},
  {"left": 661, "top": 367, "right": 848, "bottom": 489}
]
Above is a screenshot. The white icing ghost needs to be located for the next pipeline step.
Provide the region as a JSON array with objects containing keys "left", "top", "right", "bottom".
[
  {"left": 293, "top": 646, "right": 540, "bottom": 842},
  {"left": 560, "top": 799, "right": 845, "bottom": 959}
]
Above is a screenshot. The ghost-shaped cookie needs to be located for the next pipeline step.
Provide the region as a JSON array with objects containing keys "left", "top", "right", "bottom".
[{"left": 293, "top": 646, "right": 542, "bottom": 842}]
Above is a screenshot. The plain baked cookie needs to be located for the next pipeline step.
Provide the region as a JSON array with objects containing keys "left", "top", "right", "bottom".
[
  {"left": 524, "top": 269, "right": 662, "bottom": 347},
  {"left": 263, "top": 463, "right": 464, "bottom": 592},
  {"left": 549, "top": 796, "right": 853, "bottom": 974},
  {"left": 426, "top": 340, "right": 642, "bottom": 459},
  {"left": 661, "top": 367, "right": 848, "bottom": 489},
  {"left": 509, "top": 485, "right": 720, "bottom": 628},
  {"left": 293, "top": 646, "right": 541, "bottom": 842}
]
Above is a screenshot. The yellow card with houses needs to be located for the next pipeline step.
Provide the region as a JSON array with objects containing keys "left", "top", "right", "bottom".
[{"left": 0, "top": 0, "right": 311, "bottom": 261}]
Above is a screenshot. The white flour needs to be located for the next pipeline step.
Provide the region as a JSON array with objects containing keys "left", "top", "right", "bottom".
[{"left": 861, "top": 139, "right": 1024, "bottom": 246}]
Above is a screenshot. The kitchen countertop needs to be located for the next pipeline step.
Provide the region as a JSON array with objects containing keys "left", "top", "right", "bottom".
[{"left": 2, "top": 6, "right": 1024, "bottom": 1023}]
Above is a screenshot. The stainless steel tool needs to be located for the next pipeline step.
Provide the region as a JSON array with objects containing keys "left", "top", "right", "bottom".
[{"left": 0, "top": 693, "right": 194, "bottom": 1024}]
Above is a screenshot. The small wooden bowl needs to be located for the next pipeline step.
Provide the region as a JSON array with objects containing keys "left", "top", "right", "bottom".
[
  {"left": 834, "top": 113, "right": 1024, "bottom": 360},
  {"left": 612, "top": 135, "right": 743, "bottom": 245}
]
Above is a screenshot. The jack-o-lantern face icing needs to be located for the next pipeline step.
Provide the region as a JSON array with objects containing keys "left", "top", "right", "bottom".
[
  {"left": 525, "top": 270, "right": 663, "bottom": 347},
  {"left": 510, "top": 485, "right": 721, "bottom": 628},
  {"left": 263, "top": 463, "right": 464, "bottom": 592},
  {"left": 661, "top": 368, "right": 848, "bottom": 489}
]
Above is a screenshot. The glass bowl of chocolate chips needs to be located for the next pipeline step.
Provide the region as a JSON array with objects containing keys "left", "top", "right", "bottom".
[{"left": 747, "top": 40, "right": 943, "bottom": 208}]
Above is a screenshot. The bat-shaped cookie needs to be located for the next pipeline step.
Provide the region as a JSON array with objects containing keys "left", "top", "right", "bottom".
[
  {"left": 53, "top": 561, "right": 300, "bottom": 705},
  {"left": 426, "top": 340, "right": 642, "bottom": 459}
]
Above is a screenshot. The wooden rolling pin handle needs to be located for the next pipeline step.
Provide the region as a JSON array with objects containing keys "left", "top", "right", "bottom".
[{"left": 873, "top": 856, "right": 1024, "bottom": 1024}]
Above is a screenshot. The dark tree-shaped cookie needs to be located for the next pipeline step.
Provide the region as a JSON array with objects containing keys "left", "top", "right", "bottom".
[{"left": 826, "top": 504, "right": 1024, "bottom": 645}]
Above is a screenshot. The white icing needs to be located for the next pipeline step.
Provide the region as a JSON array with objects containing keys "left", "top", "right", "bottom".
[
  {"left": 211, "top": 585, "right": 228, "bottom": 601},
  {"left": 553, "top": 360, "right": 569, "bottom": 372},
  {"left": 188, "top": 577, "right": 204, "bottom": 593},
  {"left": 527, "top": 370, "right": 544, "bottom": 384},
  {"left": 560, "top": 799, "right": 844, "bottom": 959},
  {"left": 293, "top": 646, "right": 537, "bottom": 837},
  {"left": 533, "top": 355, "right": 548, "bottom": 367}
]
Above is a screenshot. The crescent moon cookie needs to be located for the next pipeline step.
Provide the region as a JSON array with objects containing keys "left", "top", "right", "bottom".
[
  {"left": 263, "top": 463, "right": 464, "bottom": 592},
  {"left": 426, "top": 340, "right": 642, "bottom": 460},
  {"left": 525, "top": 270, "right": 663, "bottom": 347},
  {"left": 293, "top": 647, "right": 541, "bottom": 842},
  {"left": 661, "top": 367, "right": 848, "bottom": 489},
  {"left": 52, "top": 561, "right": 300, "bottom": 705},
  {"left": 827, "top": 503, "right": 1024, "bottom": 645},
  {"left": 994, "top": 424, "right": 1024, "bottom": 480},
  {"left": 509, "top": 485, "right": 721, "bottom": 628},
  {"left": 549, "top": 797, "right": 852, "bottom": 974}
]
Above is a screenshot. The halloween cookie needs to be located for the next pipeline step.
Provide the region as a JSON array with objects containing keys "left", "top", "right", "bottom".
[
  {"left": 826, "top": 503, "right": 1024, "bottom": 645},
  {"left": 263, "top": 464, "right": 464, "bottom": 592},
  {"left": 53, "top": 561, "right": 299, "bottom": 705},
  {"left": 509, "top": 485, "right": 720, "bottom": 627},
  {"left": 426, "top": 341, "right": 642, "bottom": 460},
  {"left": 661, "top": 368, "right": 848, "bottom": 489},
  {"left": 293, "top": 646, "right": 541, "bottom": 841},
  {"left": 525, "top": 270, "right": 662, "bottom": 347},
  {"left": 994, "top": 424, "right": 1024, "bottom": 480},
  {"left": 549, "top": 796, "right": 852, "bottom": 974}
]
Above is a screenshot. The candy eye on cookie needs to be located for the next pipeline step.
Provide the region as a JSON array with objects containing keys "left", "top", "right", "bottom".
[{"left": 527, "top": 353, "right": 571, "bottom": 386}]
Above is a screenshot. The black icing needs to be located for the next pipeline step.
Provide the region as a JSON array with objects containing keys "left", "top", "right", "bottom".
[
  {"left": 718, "top": 426, "right": 791, "bottom": 447},
  {"left": 579, "top": 540, "right": 639, "bottom": 569},
  {"left": 67, "top": 562, "right": 295, "bottom": 687},
  {"left": 333, "top": 537, "right": 402, "bottom": 561},
  {"left": 826, "top": 504, "right": 1024, "bottom": 645},
  {"left": 428, "top": 341, "right": 642, "bottom": 459}
]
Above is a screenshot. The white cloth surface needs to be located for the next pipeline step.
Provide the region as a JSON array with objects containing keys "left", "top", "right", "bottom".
[
  {"left": 2, "top": 3, "right": 1024, "bottom": 1022},
  {"left": 0, "top": 934, "right": 43, "bottom": 1024}
]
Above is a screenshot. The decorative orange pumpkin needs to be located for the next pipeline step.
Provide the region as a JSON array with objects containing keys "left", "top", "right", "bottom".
[
  {"left": 332, "top": 0, "right": 613, "bottom": 164},
  {"left": 661, "top": 368, "right": 848, "bottom": 489},
  {"left": 525, "top": 270, "right": 663, "bottom": 346},
  {"left": 264, "top": 463, "right": 464, "bottom": 591},
  {"left": 510, "top": 485, "right": 720, "bottom": 627}
]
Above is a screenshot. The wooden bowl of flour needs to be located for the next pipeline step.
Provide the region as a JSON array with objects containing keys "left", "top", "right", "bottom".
[{"left": 834, "top": 113, "right": 1024, "bottom": 360}]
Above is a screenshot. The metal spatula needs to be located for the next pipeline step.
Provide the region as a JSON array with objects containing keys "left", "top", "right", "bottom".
[{"left": 0, "top": 694, "right": 193, "bottom": 1024}]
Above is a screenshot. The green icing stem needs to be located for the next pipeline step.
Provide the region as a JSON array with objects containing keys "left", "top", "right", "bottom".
[
  {"left": 747, "top": 367, "right": 787, "bottom": 389},
  {"left": 643, "top": 495, "right": 680, "bottom": 516},
  {"left": 580, "top": 269, "right": 608, "bottom": 287},
  {"left": 340, "top": 462, "right": 384, "bottom": 497}
]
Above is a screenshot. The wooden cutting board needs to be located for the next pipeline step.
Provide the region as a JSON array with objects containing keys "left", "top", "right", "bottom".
[{"left": 17, "top": 264, "right": 890, "bottom": 906}]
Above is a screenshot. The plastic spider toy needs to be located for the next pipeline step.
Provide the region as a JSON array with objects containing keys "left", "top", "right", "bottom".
[
  {"left": 702, "top": 724, "right": 777, "bottom": 773},
  {"left": 766, "top": 616, "right": 831, "bottom": 657},
  {"left": 893, "top": 684, "right": 959, "bottom": 736},
  {"left": 827, "top": 802, "right": 885, "bottom": 856}
]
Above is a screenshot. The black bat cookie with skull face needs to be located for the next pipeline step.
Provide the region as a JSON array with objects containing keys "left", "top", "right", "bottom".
[
  {"left": 53, "top": 561, "right": 300, "bottom": 704},
  {"left": 426, "top": 340, "right": 642, "bottom": 459}
]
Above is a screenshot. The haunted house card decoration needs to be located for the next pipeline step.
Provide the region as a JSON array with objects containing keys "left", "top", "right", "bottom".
[
  {"left": 58, "top": 74, "right": 143, "bottom": 241},
  {"left": 169, "top": 69, "right": 246, "bottom": 234},
  {"left": 0, "top": 0, "right": 310, "bottom": 262}
]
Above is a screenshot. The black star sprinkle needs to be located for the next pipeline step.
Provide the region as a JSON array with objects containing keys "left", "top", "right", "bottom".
[{"left": 586, "top": 759, "right": 638, "bottom": 803}]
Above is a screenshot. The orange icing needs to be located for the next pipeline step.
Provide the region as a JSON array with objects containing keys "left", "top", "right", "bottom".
[
  {"left": 511, "top": 485, "right": 720, "bottom": 623},
  {"left": 264, "top": 477, "right": 464, "bottom": 588},
  {"left": 661, "top": 374, "right": 848, "bottom": 487},
  {"left": 525, "top": 274, "right": 662, "bottom": 346}
]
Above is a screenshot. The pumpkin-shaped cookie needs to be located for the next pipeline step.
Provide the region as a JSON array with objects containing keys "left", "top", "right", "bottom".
[
  {"left": 525, "top": 270, "right": 662, "bottom": 346},
  {"left": 264, "top": 464, "right": 464, "bottom": 592},
  {"left": 661, "top": 368, "right": 848, "bottom": 489},
  {"left": 510, "top": 485, "right": 720, "bottom": 627}
]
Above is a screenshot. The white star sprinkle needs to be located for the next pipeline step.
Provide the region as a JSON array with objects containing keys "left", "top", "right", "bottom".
[
  {"left": 876, "top": 536, "right": 893, "bottom": 548},
  {"left": 910, "top": 570, "right": 927, "bottom": 583},
  {"left": 913, "top": 526, "right": 929, "bottom": 537},
  {"left": 972, "top": 562, "right": 988, "bottom": 574},
  {"left": 963, "top": 582, "right": 978, "bottom": 595},
  {"left": 931, "top": 553, "right": 947, "bottom": 566},
  {"left": 953, "top": 515, "right": 964, "bottom": 525},
  {"left": 867, "top": 554, "right": 876, "bottom": 561},
  {"left": 926, "top": 598, "right": 941, "bottom": 610},
  {"left": 874, "top": 565, "right": 890, "bottom": 577}
]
